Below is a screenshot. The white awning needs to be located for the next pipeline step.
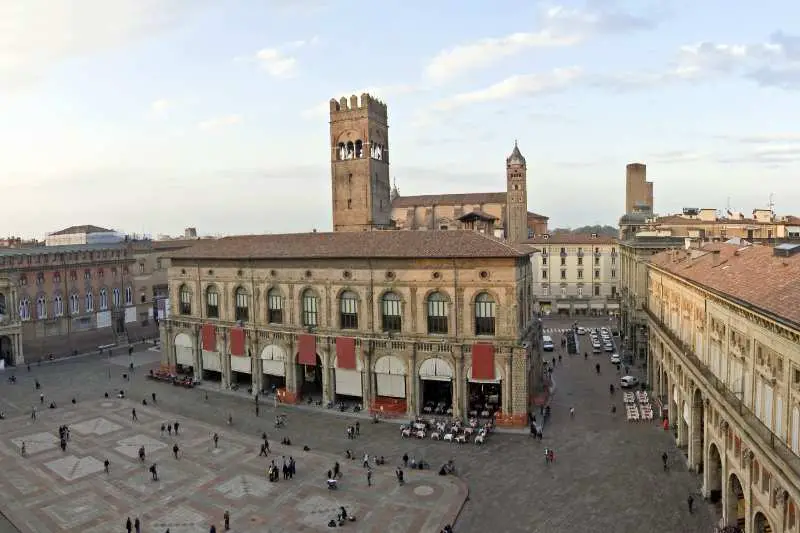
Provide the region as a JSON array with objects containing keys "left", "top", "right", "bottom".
[
  {"left": 590, "top": 303, "right": 605, "bottom": 309},
  {"left": 374, "top": 355, "right": 407, "bottom": 375},
  {"left": 607, "top": 303, "right": 620, "bottom": 309},
  {"left": 573, "top": 303, "right": 588, "bottom": 309},
  {"left": 419, "top": 358, "right": 454, "bottom": 381}
]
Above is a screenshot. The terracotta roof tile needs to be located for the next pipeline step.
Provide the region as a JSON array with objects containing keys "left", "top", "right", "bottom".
[
  {"left": 392, "top": 192, "right": 506, "bottom": 208},
  {"left": 650, "top": 243, "right": 800, "bottom": 327},
  {"left": 168, "top": 231, "right": 526, "bottom": 260},
  {"left": 527, "top": 211, "right": 549, "bottom": 220},
  {"left": 522, "top": 233, "right": 617, "bottom": 245},
  {"left": 458, "top": 210, "right": 497, "bottom": 221}
]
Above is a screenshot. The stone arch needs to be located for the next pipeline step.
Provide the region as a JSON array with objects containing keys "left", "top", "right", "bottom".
[
  {"left": 0, "top": 336, "right": 13, "bottom": 367},
  {"left": 0, "top": 291, "right": 6, "bottom": 316},
  {"left": 333, "top": 354, "right": 364, "bottom": 372},
  {"left": 706, "top": 441, "right": 723, "bottom": 504},
  {"left": 692, "top": 388, "right": 705, "bottom": 471},
  {"left": 260, "top": 344, "right": 287, "bottom": 377},
  {"left": 174, "top": 333, "right": 192, "bottom": 347},
  {"left": 374, "top": 354, "right": 408, "bottom": 375},
  {"left": 754, "top": 510, "right": 773, "bottom": 533},
  {"left": 266, "top": 284, "right": 286, "bottom": 298},
  {"left": 422, "top": 288, "right": 451, "bottom": 303},
  {"left": 173, "top": 332, "right": 194, "bottom": 367},
  {"left": 377, "top": 288, "right": 406, "bottom": 304},
  {"left": 464, "top": 362, "right": 505, "bottom": 382},
  {"left": 727, "top": 473, "right": 746, "bottom": 530}
]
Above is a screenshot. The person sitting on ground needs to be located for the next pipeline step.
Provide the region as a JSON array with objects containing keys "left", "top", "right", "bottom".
[
  {"left": 49, "top": 401, "right": 57, "bottom": 409},
  {"left": 345, "top": 450, "right": 353, "bottom": 459},
  {"left": 439, "top": 464, "right": 447, "bottom": 476},
  {"left": 104, "top": 392, "right": 109, "bottom": 398}
]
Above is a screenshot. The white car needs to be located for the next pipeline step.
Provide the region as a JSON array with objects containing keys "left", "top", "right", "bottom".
[
  {"left": 576, "top": 327, "right": 587, "bottom": 335},
  {"left": 620, "top": 375, "right": 639, "bottom": 388},
  {"left": 610, "top": 353, "right": 621, "bottom": 364}
]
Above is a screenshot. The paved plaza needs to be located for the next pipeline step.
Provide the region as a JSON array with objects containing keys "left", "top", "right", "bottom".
[{"left": 0, "top": 326, "right": 720, "bottom": 533}]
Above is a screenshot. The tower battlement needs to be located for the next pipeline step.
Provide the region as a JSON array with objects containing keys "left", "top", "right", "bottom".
[{"left": 329, "top": 93, "right": 387, "bottom": 118}]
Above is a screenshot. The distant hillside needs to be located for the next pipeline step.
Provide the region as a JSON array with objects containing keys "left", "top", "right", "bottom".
[{"left": 549, "top": 225, "right": 618, "bottom": 237}]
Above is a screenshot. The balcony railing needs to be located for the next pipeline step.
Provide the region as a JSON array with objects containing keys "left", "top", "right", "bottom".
[{"left": 644, "top": 305, "right": 800, "bottom": 480}]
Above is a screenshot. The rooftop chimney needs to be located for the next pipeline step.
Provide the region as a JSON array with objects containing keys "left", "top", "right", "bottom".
[{"left": 711, "top": 249, "right": 721, "bottom": 267}]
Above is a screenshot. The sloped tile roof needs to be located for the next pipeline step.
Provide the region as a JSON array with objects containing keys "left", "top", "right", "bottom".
[{"left": 50, "top": 225, "right": 113, "bottom": 236}]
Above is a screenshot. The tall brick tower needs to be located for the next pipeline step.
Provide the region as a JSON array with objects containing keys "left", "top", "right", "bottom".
[
  {"left": 330, "top": 93, "right": 392, "bottom": 232},
  {"left": 506, "top": 141, "right": 528, "bottom": 243}
]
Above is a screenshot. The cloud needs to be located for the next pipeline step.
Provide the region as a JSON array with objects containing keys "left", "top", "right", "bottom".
[
  {"left": 424, "top": 5, "right": 653, "bottom": 84},
  {"left": 150, "top": 99, "right": 172, "bottom": 114},
  {"left": 431, "top": 67, "right": 582, "bottom": 111},
  {"left": 715, "top": 132, "right": 800, "bottom": 166},
  {"left": 197, "top": 114, "right": 243, "bottom": 131},
  {"left": 647, "top": 150, "right": 708, "bottom": 164},
  {"left": 0, "top": 0, "right": 208, "bottom": 91},
  {"left": 238, "top": 37, "right": 319, "bottom": 79},
  {"left": 300, "top": 84, "right": 417, "bottom": 119}
]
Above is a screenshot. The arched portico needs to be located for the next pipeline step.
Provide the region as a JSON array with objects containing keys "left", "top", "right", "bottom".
[
  {"left": 754, "top": 510, "right": 773, "bottom": 533},
  {"left": 0, "top": 335, "right": 14, "bottom": 368},
  {"left": 174, "top": 332, "right": 194, "bottom": 369},
  {"left": 705, "top": 442, "right": 723, "bottom": 504},
  {"left": 465, "top": 362, "right": 504, "bottom": 419},
  {"left": 372, "top": 354, "right": 409, "bottom": 416},
  {"left": 690, "top": 388, "right": 704, "bottom": 472},
  {"left": 727, "top": 474, "right": 746, "bottom": 530},
  {"left": 418, "top": 357, "right": 454, "bottom": 416},
  {"left": 260, "top": 344, "right": 287, "bottom": 394},
  {"left": 295, "top": 351, "right": 324, "bottom": 400}
]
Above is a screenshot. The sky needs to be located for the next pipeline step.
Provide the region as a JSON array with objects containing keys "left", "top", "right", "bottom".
[{"left": 2, "top": 0, "right": 800, "bottom": 239}]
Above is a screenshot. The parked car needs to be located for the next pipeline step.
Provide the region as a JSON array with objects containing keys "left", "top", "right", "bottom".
[
  {"left": 542, "top": 335, "right": 554, "bottom": 351},
  {"left": 620, "top": 375, "right": 639, "bottom": 388},
  {"left": 576, "top": 327, "right": 587, "bottom": 335},
  {"left": 610, "top": 353, "right": 621, "bottom": 364}
]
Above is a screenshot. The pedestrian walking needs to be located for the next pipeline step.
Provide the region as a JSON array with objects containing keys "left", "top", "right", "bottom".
[
  {"left": 20, "top": 442, "right": 26, "bottom": 457},
  {"left": 255, "top": 405, "right": 260, "bottom": 417},
  {"left": 125, "top": 517, "right": 132, "bottom": 533},
  {"left": 355, "top": 421, "right": 360, "bottom": 436},
  {"left": 687, "top": 494, "right": 694, "bottom": 513},
  {"left": 149, "top": 463, "right": 158, "bottom": 481},
  {"left": 611, "top": 405, "right": 617, "bottom": 416},
  {"left": 168, "top": 424, "right": 172, "bottom": 436},
  {"left": 259, "top": 442, "right": 268, "bottom": 457},
  {"left": 30, "top": 407, "right": 36, "bottom": 421},
  {"left": 173, "top": 444, "right": 180, "bottom": 459},
  {"left": 662, "top": 452, "right": 669, "bottom": 471},
  {"left": 174, "top": 421, "right": 180, "bottom": 434},
  {"left": 367, "top": 468, "right": 372, "bottom": 487},
  {"left": 40, "top": 393, "right": 44, "bottom": 404},
  {"left": 223, "top": 510, "right": 230, "bottom": 531},
  {"left": 595, "top": 363, "right": 601, "bottom": 375},
  {"left": 570, "top": 407, "right": 575, "bottom": 418},
  {"left": 213, "top": 433, "right": 219, "bottom": 448},
  {"left": 152, "top": 392, "right": 157, "bottom": 403},
  {"left": 131, "top": 408, "right": 138, "bottom": 421},
  {"left": 134, "top": 517, "right": 141, "bottom": 533},
  {"left": 160, "top": 423, "right": 165, "bottom": 436}
]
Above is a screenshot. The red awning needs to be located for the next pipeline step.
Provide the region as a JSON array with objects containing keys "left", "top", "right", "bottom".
[
  {"left": 230, "top": 327, "right": 245, "bottom": 356},
  {"left": 335, "top": 337, "right": 356, "bottom": 369},
  {"left": 298, "top": 334, "right": 317, "bottom": 366},
  {"left": 472, "top": 343, "right": 495, "bottom": 380},
  {"left": 202, "top": 324, "right": 216, "bottom": 351}
]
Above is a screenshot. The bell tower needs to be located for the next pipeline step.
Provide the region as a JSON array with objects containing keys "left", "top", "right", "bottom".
[
  {"left": 329, "top": 93, "right": 392, "bottom": 232},
  {"left": 506, "top": 140, "right": 528, "bottom": 243}
]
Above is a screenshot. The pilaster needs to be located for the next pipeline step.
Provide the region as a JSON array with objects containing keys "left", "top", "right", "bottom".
[
  {"left": 193, "top": 325, "right": 202, "bottom": 380},
  {"left": 452, "top": 346, "right": 463, "bottom": 418}
]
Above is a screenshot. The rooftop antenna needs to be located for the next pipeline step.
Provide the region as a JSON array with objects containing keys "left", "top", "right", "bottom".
[{"left": 769, "top": 193, "right": 774, "bottom": 211}]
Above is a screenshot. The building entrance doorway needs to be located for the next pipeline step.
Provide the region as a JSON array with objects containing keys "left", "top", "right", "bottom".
[
  {"left": 0, "top": 336, "right": 12, "bottom": 367},
  {"left": 298, "top": 355, "right": 323, "bottom": 400},
  {"left": 260, "top": 344, "right": 287, "bottom": 395},
  {"left": 419, "top": 358, "right": 453, "bottom": 416}
]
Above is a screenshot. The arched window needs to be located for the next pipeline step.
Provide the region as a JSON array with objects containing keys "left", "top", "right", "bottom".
[
  {"left": 234, "top": 287, "right": 249, "bottom": 322},
  {"left": 475, "top": 292, "right": 496, "bottom": 335},
  {"left": 426, "top": 292, "right": 448, "bottom": 334},
  {"left": 354, "top": 139, "right": 363, "bottom": 158},
  {"left": 339, "top": 291, "right": 359, "bottom": 329},
  {"left": 53, "top": 295, "right": 63, "bottom": 317},
  {"left": 37, "top": 296, "right": 47, "bottom": 319},
  {"left": 99, "top": 288, "right": 108, "bottom": 310},
  {"left": 112, "top": 288, "right": 121, "bottom": 308},
  {"left": 302, "top": 289, "right": 318, "bottom": 327},
  {"left": 179, "top": 284, "right": 192, "bottom": 315},
  {"left": 70, "top": 293, "right": 80, "bottom": 315},
  {"left": 0, "top": 292, "right": 5, "bottom": 316},
  {"left": 267, "top": 288, "right": 283, "bottom": 324},
  {"left": 381, "top": 292, "right": 401, "bottom": 332},
  {"left": 19, "top": 298, "right": 30, "bottom": 320},
  {"left": 206, "top": 286, "right": 219, "bottom": 318},
  {"left": 86, "top": 292, "right": 94, "bottom": 312},
  {"left": 124, "top": 286, "right": 133, "bottom": 305}
]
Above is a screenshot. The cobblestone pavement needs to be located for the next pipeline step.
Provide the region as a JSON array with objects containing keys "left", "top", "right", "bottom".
[{"left": 0, "top": 342, "right": 719, "bottom": 533}]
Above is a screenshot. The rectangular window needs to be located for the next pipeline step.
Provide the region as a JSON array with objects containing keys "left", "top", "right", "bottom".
[
  {"left": 594, "top": 285, "right": 600, "bottom": 296},
  {"left": 84, "top": 269, "right": 91, "bottom": 280},
  {"left": 70, "top": 270, "right": 77, "bottom": 281},
  {"left": 594, "top": 257, "right": 600, "bottom": 266},
  {"left": 577, "top": 286, "right": 583, "bottom": 297},
  {"left": 560, "top": 286, "right": 566, "bottom": 297},
  {"left": 542, "top": 257, "right": 547, "bottom": 266},
  {"left": 427, "top": 299, "right": 448, "bottom": 334},
  {"left": 611, "top": 256, "right": 616, "bottom": 265},
  {"left": 475, "top": 300, "right": 496, "bottom": 336},
  {"left": 577, "top": 270, "right": 583, "bottom": 279},
  {"left": 381, "top": 297, "right": 401, "bottom": 332},
  {"left": 303, "top": 295, "right": 318, "bottom": 327},
  {"left": 594, "top": 270, "right": 600, "bottom": 279},
  {"left": 542, "top": 270, "right": 547, "bottom": 279},
  {"left": 36, "top": 272, "right": 44, "bottom": 285},
  {"left": 207, "top": 291, "right": 219, "bottom": 318},
  {"left": 138, "top": 263, "right": 145, "bottom": 274},
  {"left": 611, "top": 269, "right": 617, "bottom": 278},
  {"left": 577, "top": 257, "right": 583, "bottom": 266},
  {"left": 53, "top": 272, "right": 61, "bottom": 283},
  {"left": 542, "top": 285, "right": 549, "bottom": 296},
  {"left": 560, "top": 257, "right": 566, "bottom": 266},
  {"left": 560, "top": 270, "right": 566, "bottom": 280},
  {"left": 611, "top": 286, "right": 617, "bottom": 297},
  {"left": 268, "top": 293, "right": 283, "bottom": 324},
  {"left": 235, "top": 291, "right": 249, "bottom": 322},
  {"left": 340, "top": 296, "right": 358, "bottom": 329}
]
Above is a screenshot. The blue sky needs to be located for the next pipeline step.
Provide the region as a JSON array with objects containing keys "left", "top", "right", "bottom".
[{"left": 2, "top": 0, "right": 800, "bottom": 238}]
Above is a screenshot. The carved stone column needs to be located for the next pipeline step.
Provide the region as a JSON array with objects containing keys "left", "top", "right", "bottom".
[
  {"left": 452, "top": 346, "right": 463, "bottom": 418},
  {"left": 220, "top": 330, "right": 231, "bottom": 389},
  {"left": 408, "top": 345, "right": 417, "bottom": 417},
  {"left": 286, "top": 337, "right": 298, "bottom": 397},
  {"left": 192, "top": 325, "right": 202, "bottom": 381},
  {"left": 250, "top": 333, "right": 262, "bottom": 395}
]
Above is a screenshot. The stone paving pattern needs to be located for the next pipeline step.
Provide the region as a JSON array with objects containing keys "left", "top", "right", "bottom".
[
  {"left": 0, "top": 317, "right": 719, "bottom": 533},
  {"left": 0, "top": 399, "right": 465, "bottom": 533}
]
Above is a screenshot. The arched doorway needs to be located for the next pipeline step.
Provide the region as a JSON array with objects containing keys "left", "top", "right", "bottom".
[
  {"left": 333, "top": 354, "right": 363, "bottom": 402},
  {"left": 174, "top": 333, "right": 193, "bottom": 372},
  {"left": 260, "top": 345, "right": 286, "bottom": 395},
  {"left": 680, "top": 399, "right": 689, "bottom": 449},
  {"left": 707, "top": 443, "right": 723, "bottom": 504},
  {"left": 419, "top": 357, "right": 454, "bottom": 415},
  {"left": 0, "top": 336, "right": 12, "bottom": 368},
  {"left": 754, "top": 511, "right": 773, "bottom": 533},
  {"left": 727, "top": 474, "right": 746, "bottom": 530},
  {"left": 466, "top": 362, "right": 503, "bottom": 420},
  {"left": 297, "top": 353, "right": 323, "bottom": 400},
  {"left": 692, "top": 389, "right": 705, "bottom": 472}
]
